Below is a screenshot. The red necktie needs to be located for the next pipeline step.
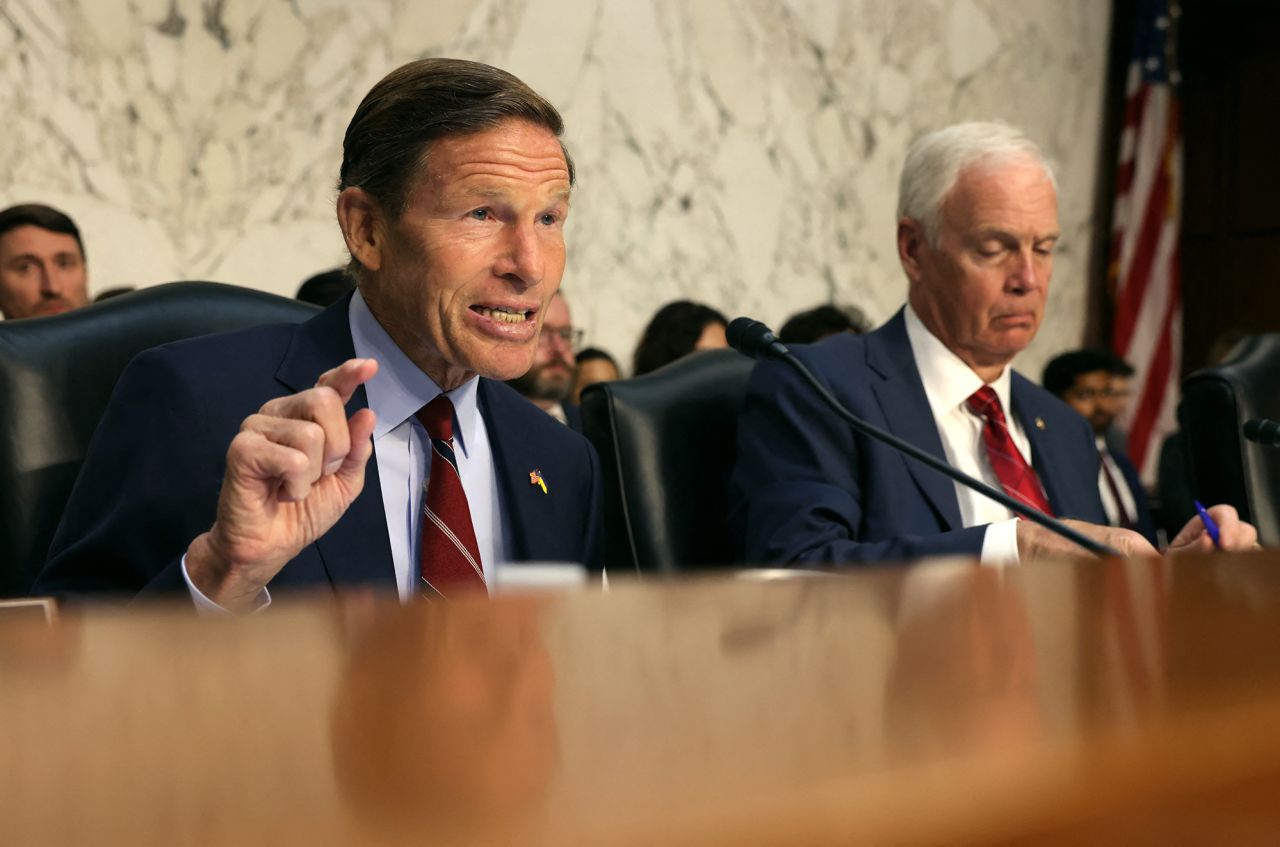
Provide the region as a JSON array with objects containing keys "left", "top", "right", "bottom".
[
  {"left": 415, "top": 395, "right": 485, "bottom": 597},
  {"left": 965, "top": 386, "right": 1054, "bottom": 517}
]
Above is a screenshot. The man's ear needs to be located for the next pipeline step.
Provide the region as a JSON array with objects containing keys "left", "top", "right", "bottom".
[
  {"left": 337, "top": 187, "right": 384, "bottom": 273},
  {"left": 897, "top": 217, "right": 927, "bottom": 284}
]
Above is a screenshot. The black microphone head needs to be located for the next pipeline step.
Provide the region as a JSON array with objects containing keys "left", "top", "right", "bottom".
[
  {"left": 727, "top": 317, "right": 787, "bottom": 360},
  {"left": 1244, "top": 418, "right": 1280, "bottom": 445}
]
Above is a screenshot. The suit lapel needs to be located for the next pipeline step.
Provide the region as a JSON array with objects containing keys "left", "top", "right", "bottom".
[
  {"left": 478, "top": 380, "right": 556, "bottom": 562},
  {"left": 866, "top": 311, "right": 964, "bottom": 530},
  {"left": 1010, "top": 374, "right": 1072, "bottom": 516},
  {"left": 274, "top": 295, "right": 395, "bottom": 588}
]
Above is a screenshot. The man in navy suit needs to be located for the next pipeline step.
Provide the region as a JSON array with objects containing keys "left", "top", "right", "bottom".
[
  {"left": 1042, "top": 350, "right": 1159, "bottom": 545},
  {"left": 37, "top": 59, "right": 600, "bottom": 611},
  {"left": 730, "top": 122, "right": 1254, "bottom": 566}
]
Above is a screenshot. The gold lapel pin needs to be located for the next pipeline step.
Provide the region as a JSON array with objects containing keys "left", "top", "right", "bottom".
[
  {"left": 529, "top": 469, "right": 548, "bottom": 494},
  {"left": 1035, "top": 417, "right": 1046, "bottom": 430}
]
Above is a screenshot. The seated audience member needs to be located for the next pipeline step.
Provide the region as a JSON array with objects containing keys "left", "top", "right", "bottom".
[
  {"left": 1097, "top": 354, "right": 1135, "bottom": 456},
  {"left": 297, "top": 268, "right": 355, "bottom": 307},
  {"left": 1042, "top": 349, "right": 1157, "bottom": 545},
  {"left": 729, "top": 121, "right": 1255, "bottom": 567},
  {"left": 0, "top": 203, "right": 89, "bottom": 319},
  {"left": 571, "top": 347, "right": 620, "bottom": 404},
  {"left": 93, "top": 286, "right": 136, "bottom": 303},
  {"left": 632, "top": 300, "right": 728, "bottom": 376},
  {"left": 508, "top": 292, "right": 583, "bottom": 428},
  {"left": 778, "top": 303, "right": 871, "bottom": 344},
  {"left": 36, "top": 58, "right": 602, "bottom": 609}
]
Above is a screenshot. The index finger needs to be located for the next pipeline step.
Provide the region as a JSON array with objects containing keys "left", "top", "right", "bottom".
[{"left": 316, "top": 358, "right": 379, "bottom": 404}]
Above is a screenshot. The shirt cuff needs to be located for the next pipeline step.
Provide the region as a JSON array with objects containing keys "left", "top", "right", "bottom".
[
  {"left": 979, "top": 518, "right": 1022, "bottom": 566},
  {"left": 181, "top": 552, "right": 272, "bottom": 616}
]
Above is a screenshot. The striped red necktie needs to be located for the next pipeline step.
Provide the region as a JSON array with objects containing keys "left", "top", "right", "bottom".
[
  {"left": 415, "top": 395, "right": 486, "bottom": 597},
  {"left": 965, "top": 386, "right": 1054, "bottom": 517}
]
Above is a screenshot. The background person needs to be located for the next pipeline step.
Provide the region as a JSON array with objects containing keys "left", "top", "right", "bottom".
[
  {"left": 1042, "top": 349, "right": 1158, "bottom": 545},
  {"left": 0, "top": 203, "right": 89, "bottom": 320},
  {"left": 631, "top": 300, "right": 728, "bottom": 377},
  {"left": 508, "top": 291, "right": 582, "bottom": 428}
]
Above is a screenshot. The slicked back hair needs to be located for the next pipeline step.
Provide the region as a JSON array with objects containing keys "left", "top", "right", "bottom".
[
  {"left": 339, "top": 57, "right": 573, "bottom": 217},
  {"left": 0, "top": 203, "right": 84, "bottom": 260},
  {"left": 897, "top": 121, "right": 1056, "bottom": 245}
]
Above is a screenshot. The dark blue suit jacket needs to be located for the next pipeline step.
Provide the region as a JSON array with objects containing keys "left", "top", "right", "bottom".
[
  {"left": 36, "top": 296, "right": 603, "bottom": 600},
  {"left": 729, "top": 310, "right": 1106, "bottom": 565}
]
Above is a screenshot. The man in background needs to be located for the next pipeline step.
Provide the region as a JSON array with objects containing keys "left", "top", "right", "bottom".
[
  {"left": 0, "top": 203, "right": 88, "bottom": 320},
  {"left": 508, "top": 291, "right": 582, "bottom": 428},
  {"left": 1042, "top": 349, "right": 1158, "bottom": 545},
  {"left": 730, "top": 121, "right": 1254, "bottom": 567}
]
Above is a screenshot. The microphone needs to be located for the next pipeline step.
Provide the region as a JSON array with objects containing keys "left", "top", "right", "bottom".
[
  {"left": 1244, "top": 418, "right": 1280, "bottom": 447},
  {"left": 727, "top": 316, "right": 1119, "bottom": 557},
  {"left": 727, "top": 317, "right": 790, "bottom": 361}
]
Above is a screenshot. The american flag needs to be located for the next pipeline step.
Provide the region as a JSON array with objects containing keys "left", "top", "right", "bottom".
[{"left": 1109, "top": 0, "right": 1183, "bottom": 483}]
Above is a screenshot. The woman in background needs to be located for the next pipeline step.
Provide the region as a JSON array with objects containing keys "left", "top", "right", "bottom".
[{"left": 631, "top": 300, "right": 728, "bottom": 376}]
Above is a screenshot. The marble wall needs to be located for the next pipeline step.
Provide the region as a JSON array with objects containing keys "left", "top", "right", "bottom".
[{"left": 0, "top": 0, "right": 1111, "bottom": 378}]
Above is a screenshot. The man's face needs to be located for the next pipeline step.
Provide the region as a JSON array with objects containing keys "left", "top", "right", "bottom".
[
  {"left": 360, "top": 119, "right": 571, "bottom": 389},
  {"left": 1102, "top": 374, "right": 1132, "bottom": 424},
  {"left": 902, "top": 156, "right": 1059, "bottom": 376},
  {"left": 0, "top": 225, "right": 88, "bottom": 319},
  {"left": 509, "top": 293, "right": 576, "bottom": 402},
  {"left": 1060, "top": 369, "right": 1114, "bottom": 434}
]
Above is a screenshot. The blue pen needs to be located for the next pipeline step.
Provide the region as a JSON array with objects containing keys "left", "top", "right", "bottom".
[{"left": 1193, "top": 500, "right": 1221, "bottom": 548}]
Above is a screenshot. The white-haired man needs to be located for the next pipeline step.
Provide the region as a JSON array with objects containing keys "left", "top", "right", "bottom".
[{"left": 729, "top": 121, "right": 1255, "bottom": 566}]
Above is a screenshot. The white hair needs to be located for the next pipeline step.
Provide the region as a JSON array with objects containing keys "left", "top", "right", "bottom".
[{"left": 896, "top": 121, "right": 1057, "bottom": 244}]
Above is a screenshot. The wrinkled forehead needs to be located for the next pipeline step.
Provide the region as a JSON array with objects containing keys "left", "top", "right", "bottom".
[{"left": 415, "top": 121, "right": 571, "bottom": 196}]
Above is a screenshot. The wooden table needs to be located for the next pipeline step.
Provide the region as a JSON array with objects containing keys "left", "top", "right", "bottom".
[{"left": 5, "top": 553, "right": 1280, "bottom": 845}]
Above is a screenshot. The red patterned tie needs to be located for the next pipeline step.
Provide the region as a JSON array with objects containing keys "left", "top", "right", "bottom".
[
  {"left": 965, "top": 386, "right": 1054, "bottom": 517},
  {"left": 415, "top": 395, "right": 485, "bottom": 597}
]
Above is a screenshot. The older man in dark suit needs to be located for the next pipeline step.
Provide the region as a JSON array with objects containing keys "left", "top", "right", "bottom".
[
  {"left": 37, "top": 59, "right": 600, "bottom": 610},
  {"left": 730, "top": 122, "right": 1253, "bottom": 566}
]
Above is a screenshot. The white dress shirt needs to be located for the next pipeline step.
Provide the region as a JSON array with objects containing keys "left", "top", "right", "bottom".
[
  {"left": 350, "top": 290, "right": 509, "bottom": 599},
  {"left": 183, "top": 290, "right": 509, "bottom": 611},
  {"left": 903, "top": 305, "right": 1031, "bottom": 565}
]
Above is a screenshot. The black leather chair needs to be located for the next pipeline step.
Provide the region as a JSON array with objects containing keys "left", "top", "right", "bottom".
[
  {"left": 0, "top": 281, "right": 319, "bottom": 596},
  {"left": 580, "top": 348, "right": 756, "bottom": 573},
  {"left": 1179, "top": 334, "right": 1280, "bottom": 546}
]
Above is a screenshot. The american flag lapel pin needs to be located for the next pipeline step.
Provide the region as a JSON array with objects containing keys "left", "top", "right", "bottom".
[{"left": 529, "top": 469, "right": 548, "bottom": 494}]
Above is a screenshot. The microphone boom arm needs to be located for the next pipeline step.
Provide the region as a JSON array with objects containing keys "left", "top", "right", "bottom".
[{"left": 775, "top": 353, "right": 1120, "bottom": 558}]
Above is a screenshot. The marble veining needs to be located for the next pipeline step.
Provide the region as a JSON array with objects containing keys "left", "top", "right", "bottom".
[{"left": 0, "top": 0, "right": 1109, "bottom": 378}]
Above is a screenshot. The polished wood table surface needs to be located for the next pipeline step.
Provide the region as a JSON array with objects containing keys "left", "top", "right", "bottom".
[{"left": 5, "top": 554, "right": 1280, "bottom": 845}]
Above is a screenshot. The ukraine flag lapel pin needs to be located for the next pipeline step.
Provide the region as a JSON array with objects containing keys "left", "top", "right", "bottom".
[{"left": 529, "top": 469, "right": 548, "bottom": 494}]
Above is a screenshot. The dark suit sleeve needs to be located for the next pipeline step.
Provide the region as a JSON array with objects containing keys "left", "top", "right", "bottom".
[
  {"left": 34, "top": 348, "right": 224, "bottom": 600},
  {"left": 729, "top": 356, "right": 987, "bottom": 566}
]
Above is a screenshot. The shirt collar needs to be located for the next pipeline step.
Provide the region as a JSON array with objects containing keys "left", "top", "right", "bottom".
[
  {"left": 903, "top": 303, "right": 1013, "bottom": 415},
  {"left": 348, "top": 289, "right": 481, "bottom": 457}
]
